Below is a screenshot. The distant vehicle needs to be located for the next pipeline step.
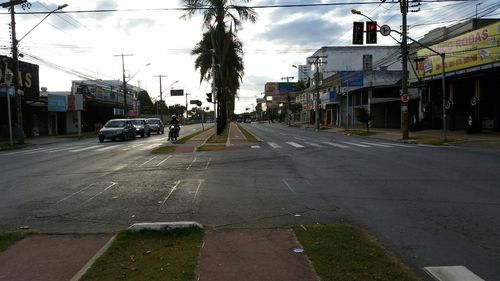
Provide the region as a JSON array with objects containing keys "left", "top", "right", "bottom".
[
  {"left": 98, "top": 119, "right": 136, "bottom": 142},
  {"left": 131, "top": 118, "right": 151, "bottom": 138},
  {"left": 147, "top": 118, "right": 164, "bottom": 134},
  {"left": 236, "top": 118, "right": 242, "bottom": 123},
  {"left": 244, "top": 118, "right": 252, "bottom": 123}
]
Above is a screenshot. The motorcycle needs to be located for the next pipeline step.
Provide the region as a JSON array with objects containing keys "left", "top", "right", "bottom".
[{"left": 168, "top": 125, "right": 180, "bottom": 141}]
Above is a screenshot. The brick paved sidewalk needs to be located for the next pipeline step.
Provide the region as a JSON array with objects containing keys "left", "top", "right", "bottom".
[{"left": 173, "top": 128, "right": 215, "bottom": 153}]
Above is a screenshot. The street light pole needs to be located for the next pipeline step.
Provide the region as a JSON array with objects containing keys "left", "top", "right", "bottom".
[
  {"left": 400, "top": 0, "right": 410, "bottom": 140},
  {"left": 308, "top": 56, "right": 327, "bottom": 131}
]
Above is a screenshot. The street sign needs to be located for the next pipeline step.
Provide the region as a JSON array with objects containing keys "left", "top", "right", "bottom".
[
  {"left": 380, "top": 24, "right": 391, "bottom": 36},
  {"left": 170, "top": 89, "right": 184, "bottom": 96},
  {"left": 400, "top": 94, "right": 410, "bottom": 103}
]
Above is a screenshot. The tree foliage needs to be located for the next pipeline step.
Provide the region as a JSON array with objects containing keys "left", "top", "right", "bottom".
[{"left": 355, "top": 106, "right": 375, "bottom": 132}]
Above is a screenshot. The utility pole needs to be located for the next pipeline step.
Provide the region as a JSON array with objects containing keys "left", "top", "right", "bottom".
[
  {"left": 155, "top": 74, "right": 167, "bottom": 121},
  {"left": 114, "top": 53, "right": 133, "bottom": 117},
  {"left": 308, "top": 55, "right": 327, "bottom": 130},
  {"left": 400, "top": 0, "right": 409, "bottom": 140},
  {"left": 4, "top": 0, "right": 26, "bottom": 143}
]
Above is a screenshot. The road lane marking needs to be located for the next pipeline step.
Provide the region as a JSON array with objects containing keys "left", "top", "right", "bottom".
[
  {"left": 139, "top": 156, "right": 158, "bottom": 167},
  {"left": 307, "top": 142, "right": 323, "bottom": 147},
  {"left": 56, "top": 183, "right": 96, "bottom": 204},
  {"left": 423, "top": 266, "right": 485, "bottom": 281},
  {"left": 323, "top": 141, "right": 349, "bottom": 148},
  {"left": 68, "top": 145, "right": 102, "bottom": 153},
  {"left": 381, "top": 142, "right": 414, "bottom": 148},
  {"left": 342, "top": 141, "right": 371, "bottom": 148},
  {"left": 359, "top": 141, "right": 392, "bottom": 147},
  {"left": 95, "top": 145, "right": 124, "bottom": 152},
  {"left": 160, "top": 180, "right": 181, "bottom": 207},
  {"left": 287, "top": 142, "right": 304, "bottom": 148},
  {"left": 156, "top": 155, "right": 172, "bottom": 167},
  {"left": 268, "top": 142, "right": 281, "bottom": 148},
  {"left": 80, "top": 182, "right": 117, "bottom": 206},
  {"left": 251, "top": 145, "right": 261, "bottom": 148},
  {"left": 3, "top": 147, "right": 46, "bottom": 155},
  {"left": 282, "top": 179, "right": 296, "bottom": 194},
  {"left": 46, "top": 146, "right": 83, "bottom": 153},
  {"left": 294, "top": 136, "right": 306, "bottom": 141},
  {"left": 186, "top": 157, "right": 197, "bottom": 170},
  {"left": 140, "top": 144, "right": 161, "bottom": 150},
  {"left": 192, "top": 179, "right": 204, "bottom": 204},
  {"left": 205, "top": 157, "right": 211, "bottom": 170}
]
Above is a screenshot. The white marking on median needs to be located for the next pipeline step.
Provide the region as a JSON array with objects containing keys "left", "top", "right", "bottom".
[
  {"left": 156, "top": 155, "right": 172, "bottom": 167},
  {"left": 192, "top": 179, "right": 204, "bottom": 204},
  {"left": 56, "top": 183, "right": 96, "bottom": 204},
  {"left": 323, "top": 141, "right": 349, "bottom": 148},
  {"left": 139, "top": 156, "right": 158, "bottom": 167},
  {"left": 423, "top": 266, "right": 485, "bottom": 281},
  {"left": 205, "top": 157, "right": 211, "bottom": 170},
  {"left": 282, "top": 179, "right": 296, "bottom": 194},
  {"left": 160, "top": 180, "right": 181, "bottom": 207},
  {"left": 80, "top": 182, "right": 117, "bottom": 205},
  {"left": 186, "top": 157, "right": 197, "bottom": 170},
  {"left": 287, "top": 142, "right": 305, "bottom": 148}
]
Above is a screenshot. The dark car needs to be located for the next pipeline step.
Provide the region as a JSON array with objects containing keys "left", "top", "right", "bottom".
[
  {"left": 131, "top": 118, "right": 150, "bottom": 138},
  {"left": 147, "top": 118, "right": 164, "bottom": 134},
  {"left": 98, "top": 119, "right": 136, "bottom": 142}
]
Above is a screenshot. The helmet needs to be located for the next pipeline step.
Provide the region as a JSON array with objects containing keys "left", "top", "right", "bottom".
[{"left": 172, "top": 115, "right": 177, "bottom": 119}]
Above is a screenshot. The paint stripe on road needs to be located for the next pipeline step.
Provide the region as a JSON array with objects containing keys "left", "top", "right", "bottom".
[
  {"left": 46, "top": 146, "right": 83, "bottom": 153},
  {"left": 286, "top": 142, "right": 304, "bottom": 148},
  {"left": 2, "top": 147, "right": 47, "bottom": 155},
  {"left": 251, "top": 145, "right": 261, "bottom": 148},
  {"left": 381, "top": 142, "right": 414, "bottom": 148},
  {"left": 68, "top": 145, "right": 102, "bottom": 153},
  {"left": 423, "top": 266, "right": 485, "bottom": 281},
  {"left": 268, "top": 142, "right": 282, "bottom": 148},
  {"left": 95, "top": 145, "right": 124, "bottom": 152},
  {"left": 138, "top": 156, "right": 158, "bottom": 167},
  {"left": 342, "top": 141, "right": 371, "bottom": 148},
  {"left": 359, "top": 141, "right": 392, "bottom": 147},
  {"left": 323, "top": 141, "right": 349, "bottom": 148},
  {"left": 307, "top": 142, "right": 323, "bottom": 147}
]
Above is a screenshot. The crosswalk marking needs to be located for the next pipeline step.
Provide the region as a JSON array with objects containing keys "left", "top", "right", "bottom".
[
  {"left": 3, "top": 147, "right": 46, "bottom": 156},
  {"left": 359, "top": 141, "right": 392, "bottom": 147},
  {"left": 307, "top": 142, "right": 323, "bottom": 147},
  {"left": 47, "top": 146, "right": 83, "bottom": 153},
  {"left": 286, "top": 142, "right": 304, "bottom": 148},
  {"left": 380, "top": 142, "right": 414, "bottom": 148},
  {"left": 95, "top": 145, "right": 124, "bottom": 152},
  {"left": 423, "top": 266, "right": 484, "bottom": 281},
  {"left": 140, "top": 144, "right": 161, "bottom": 150},
  {"left": 342, "top": 141, "right": 371, "bottom": 148},
  {"left": 323, "top": 141, "right": 350, "bottom": 148},
  {"left": 68, "top": 145, "right": 102, "bottom": 153},
  {"left": 268, "top": 142, "right": 282, "bottom": 148},
  {"left": 251, "top": 145, "right": 261, "bottom": 148}
]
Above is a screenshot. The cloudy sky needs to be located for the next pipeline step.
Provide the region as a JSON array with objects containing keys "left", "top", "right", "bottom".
[{"left": 0, "top": 0, "right": 498, "bottom": 113}]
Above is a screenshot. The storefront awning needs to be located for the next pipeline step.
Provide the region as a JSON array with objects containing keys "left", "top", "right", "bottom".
[{"left": 370, "top": 97, "right": 400, "bottom": 104}]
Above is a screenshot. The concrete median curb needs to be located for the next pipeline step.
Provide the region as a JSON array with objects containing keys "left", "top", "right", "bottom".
[
  {"left": 128, "top": 221, "right": 203, "bottom": 231},
  {"left": 70, "top": 234, "right": 116, "bottom": 281}
]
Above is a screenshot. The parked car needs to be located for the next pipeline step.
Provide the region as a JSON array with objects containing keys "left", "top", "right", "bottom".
[
  {"left": 98, "top": 119, "right": 136, "bottom": 142},
  {"left": 244, "top": 118, "right": 252, "bottom": 123},
  {"left": 131, "top": 118, "right": 151, "bottom": 138},
  {"left": 147, "top": 118, "right": 164, "bottom": 134}
]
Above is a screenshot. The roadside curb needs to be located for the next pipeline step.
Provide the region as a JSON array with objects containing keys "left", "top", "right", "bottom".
[
  {"left": 69, "top": 234, "right": 117, "bottom": 281},
  {"left": 128, "top": 221, "right": 203, "bottom": 231}
]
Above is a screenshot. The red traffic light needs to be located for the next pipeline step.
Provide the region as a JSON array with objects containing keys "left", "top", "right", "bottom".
[{"left": 366, "top": 21, "right": 377, "bottom": 44}]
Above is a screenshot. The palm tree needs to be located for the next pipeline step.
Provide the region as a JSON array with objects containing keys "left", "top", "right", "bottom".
[{"left": 182, "top": 0, "right": 256, "bottom": 133}]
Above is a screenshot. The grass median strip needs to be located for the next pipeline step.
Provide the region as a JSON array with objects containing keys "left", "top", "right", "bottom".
[
  {"left": 237, "top": 124, "right": 260, "bottom": 142},
  {"left": 0, "top": 231, "right": 34, "bottom": 252},
  {"left": 293, "top": 224, "right": 421, "bottom": 281},
  {"left": 150, "top": 145, "right": 175, "bottom": 154},
  {"left": 80, "top": 228, "right": 204, "bottom": 281}
]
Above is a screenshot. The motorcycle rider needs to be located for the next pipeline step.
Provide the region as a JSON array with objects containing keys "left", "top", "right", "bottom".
[{"left": 168, "top": 115, "right": 180, "bottom": 141}]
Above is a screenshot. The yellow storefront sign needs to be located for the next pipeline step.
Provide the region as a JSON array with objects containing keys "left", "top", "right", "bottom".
[{"left": 417, "top": 21, "right": 500, "bottom": 77}]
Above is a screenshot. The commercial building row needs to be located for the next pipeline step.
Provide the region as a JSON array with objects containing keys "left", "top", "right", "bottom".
[{"left": 260, "top": 19, "right": 500, "bottom": 133}]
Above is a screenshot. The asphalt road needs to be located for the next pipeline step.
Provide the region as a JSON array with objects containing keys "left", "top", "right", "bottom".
[{"left": 1, "top": 122, "right": 499, "bottom": 280}]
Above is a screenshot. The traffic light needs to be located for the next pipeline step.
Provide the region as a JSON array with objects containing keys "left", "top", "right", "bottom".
[
  {"left": 366, "top": 21, "right": 377, "bottom": 44},
  {"left": 206, "top": 93, "right": 212, "bottom": 103},
  {"left": 352, "top": 22, "right": 364, "bottom": 45}
]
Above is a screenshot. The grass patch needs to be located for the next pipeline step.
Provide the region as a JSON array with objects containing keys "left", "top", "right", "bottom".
[
  {"left": 80, "top": 228, "right": 204, "bottom": 281},
  {"left": 0, "top": 231, "right": 34, "bottom": 252},
  {"left": 206, "top": 124, "right": 229, "bottom": 143},
  {"left": 236, "top": 124, "right": 259, "bottom": 143},
  {"left": 150, "top": 145, "right": 175, "bottom": 154},
  {"left": 197, "top": 144, "right": 226, "bottom": 152},
  {"left": 293, "top": 224, "right": 420, "bottom": 281}
]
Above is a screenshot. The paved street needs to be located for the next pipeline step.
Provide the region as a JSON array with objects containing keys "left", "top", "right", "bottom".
[{"left": 1, "top": 122, "right": 499, "bottom": 280}]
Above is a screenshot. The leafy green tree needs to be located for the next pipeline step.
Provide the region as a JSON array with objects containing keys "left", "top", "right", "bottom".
[
  {"left": 355, "top": 106, "right": 375, "bottom": 132},
  {"left": 182, "top": 0, "right": 256, "bottom": 134},
  {"left": 137, "top": 90, "right": 154, "bottom": 114}
]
